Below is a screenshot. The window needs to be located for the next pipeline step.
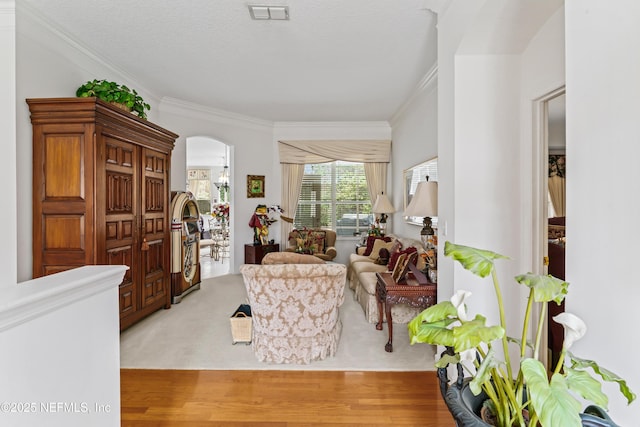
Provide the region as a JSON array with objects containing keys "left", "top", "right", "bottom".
[
  {"left": 187, "top": 169, "right": 212, "bottom": 213},
  {"left": 294, "top": 161, "right": 373, "bottom": 236}
]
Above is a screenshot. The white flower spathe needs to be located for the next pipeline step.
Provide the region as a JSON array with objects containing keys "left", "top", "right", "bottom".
[
  {"left": 451, "top": 290, "right": 472, "bottom": 321},
  {"left": 553, "top": 312, "right": 587, "bottom": 350}
]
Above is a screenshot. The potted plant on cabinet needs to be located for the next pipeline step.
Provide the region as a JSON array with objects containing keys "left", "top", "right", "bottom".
[
  {"left": 76, "top": 79, "right": 150, "bottom": 119},
  {"left": 408, "top": 242, "right": 636, "bottom": 427}
]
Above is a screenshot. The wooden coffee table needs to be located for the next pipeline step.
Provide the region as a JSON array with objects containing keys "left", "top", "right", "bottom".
[{"left": 375, "top": 270, "right": 436, "bottom": 352}]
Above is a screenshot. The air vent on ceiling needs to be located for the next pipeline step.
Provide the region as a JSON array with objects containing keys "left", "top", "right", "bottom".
[{"left": 248, "top": 5, "right": 289, "bottom": 20}]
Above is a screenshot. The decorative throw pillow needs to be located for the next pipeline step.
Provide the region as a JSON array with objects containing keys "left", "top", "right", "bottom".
[
  {"left": 309, "top": 230, "right": 326, "bottom": 254},
  {"left": 388, "top": 246, "right": 418, "bottom": 271},
  {"left": 363, "top": 235, "right": 392, "bottom": 256},
  {"left": 389, "top": 239, "right": 402, "bottom": 255},
  {"left": 375, "top": 248, "right": 391, "bottom": 265},
  {"left": 368, "top": 239, "right": 395, "bottom": 260}
]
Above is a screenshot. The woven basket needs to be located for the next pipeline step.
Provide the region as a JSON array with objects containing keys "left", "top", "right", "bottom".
[{"left": 230, "top": 308, "right": 252, "bottom": 344}]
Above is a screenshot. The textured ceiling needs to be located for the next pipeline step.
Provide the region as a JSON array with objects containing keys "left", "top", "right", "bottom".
[{"left": 21, "top": 0, "right": 438, "bottom": 122}]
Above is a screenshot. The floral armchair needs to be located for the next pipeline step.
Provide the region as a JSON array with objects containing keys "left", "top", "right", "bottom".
[
  {"left": 285, "top": 228, "right": 337, "bottom": 261},
  {"left": 239, "top": 263, "right": 346, "bottom": 364}
]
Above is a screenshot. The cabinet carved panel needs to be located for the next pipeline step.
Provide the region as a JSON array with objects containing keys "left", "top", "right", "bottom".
[
  {"left": 44, "top": 135, "right": 83, "bottom": 199},
  {"left": 29, "top": 97, "right": 177, "bottom": 331}
]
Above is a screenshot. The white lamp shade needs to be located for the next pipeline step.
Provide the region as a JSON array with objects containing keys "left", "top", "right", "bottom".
[
  {"left": 404, "top": 181, "right": 438, "bottom": 217},
  {"left": 372, "top": 194, "right": 395, "bottom": 214}
]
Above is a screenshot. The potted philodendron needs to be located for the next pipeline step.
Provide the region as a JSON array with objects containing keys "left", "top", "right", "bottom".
[
  {"left": 408, "top": 242, "right": 636, "bottom": 427},
  {"left": 76, "top": 79, "right": 150, "bottom": 119}
]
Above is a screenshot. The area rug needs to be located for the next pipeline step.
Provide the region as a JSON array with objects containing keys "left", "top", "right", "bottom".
[{"left": 120, "top": 273, "right": 436, "bottom": 371}]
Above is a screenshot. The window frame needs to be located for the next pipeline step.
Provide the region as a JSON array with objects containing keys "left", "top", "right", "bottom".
[{"left": 295, "top": 161, "right": 372, "bottom": 237}]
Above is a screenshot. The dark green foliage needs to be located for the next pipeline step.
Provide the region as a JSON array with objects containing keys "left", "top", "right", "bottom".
[{"left": 76, "top": 79, "right": 150, "bottom": 120}]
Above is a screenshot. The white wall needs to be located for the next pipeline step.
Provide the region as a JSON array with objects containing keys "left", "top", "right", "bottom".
[
  {"left": 566, "top": 1, "right": 640, "bottom": 423},
  {"left": 160, "top": 100, "right": 274, "bottom": 274},
  {"left": 0, "top": 266, "right": 125, "bottom": 427},
  {"left": 0, "top": 0, "right": 17, "bottom": 286},
  {"left": 435, "top": 0, "right": 487, "bottom": 305},
  {"left": 389, "top": 68, "right": 438, "bottom": 242},
  {"left": 437, "top": 0, "right": 639, "bottom": 422},
  {"left": 453, "top": 54, "right": 524, "bottom": 330}
]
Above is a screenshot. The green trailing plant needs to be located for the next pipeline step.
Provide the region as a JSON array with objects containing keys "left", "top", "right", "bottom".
[
  {"left": 408, "top": 241, "right": 636, "bottom": 427},
  {"left": 76, "top": 79, "right": 150, "bottom": 119}
]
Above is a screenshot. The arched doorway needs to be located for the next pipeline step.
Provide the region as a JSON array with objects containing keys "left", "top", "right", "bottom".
[{"left": 186, "top": 136, "right": 232, "bottom": 278}]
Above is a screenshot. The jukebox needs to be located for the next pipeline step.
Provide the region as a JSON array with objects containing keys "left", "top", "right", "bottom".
[{"left": 170, "top": 191, "right": 202, "bottom": 303}]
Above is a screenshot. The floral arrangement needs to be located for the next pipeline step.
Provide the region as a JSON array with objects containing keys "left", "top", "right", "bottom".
[
  {"left": 409, "top": 241, "right": 635, "bottom": 427},
  {"left": 422, "top": 248, "right": 437, "bottom": 270},
  {"left": 212, "top": 203, "right": 229, "bottom": 221}
]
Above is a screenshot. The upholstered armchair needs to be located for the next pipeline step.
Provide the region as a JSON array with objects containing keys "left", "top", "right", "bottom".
[
  {"left": 285, "top": 228, "right": 337, "bottom": 261},
  {"left": 239, "top": 263, "right": 346, "bottom": 364}
]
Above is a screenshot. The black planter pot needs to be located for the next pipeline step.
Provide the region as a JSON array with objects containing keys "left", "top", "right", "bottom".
[{"left": 437, "top": 364, "right": 619, "bottom": 427}]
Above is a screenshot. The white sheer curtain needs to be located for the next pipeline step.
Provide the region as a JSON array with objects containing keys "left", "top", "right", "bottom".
[
  {"left": 548, "top": 175, "right": 566, "bottom": 217},
  {"left": 280, "top": 163, "right": 305, "bottom": 245},
  {"left": 278, "top": 140, "right": 392, "bottom": 236},
  {"left": 364, "top": 163, "right": 388, "bottom": 203}
]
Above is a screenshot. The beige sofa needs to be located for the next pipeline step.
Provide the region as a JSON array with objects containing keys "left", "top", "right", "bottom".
[
  {"left": 348, "top": 234, "right": 427, "bottom": 324},
  {"left": 239, "top": 262, "right": 346, "bottom": 364}
]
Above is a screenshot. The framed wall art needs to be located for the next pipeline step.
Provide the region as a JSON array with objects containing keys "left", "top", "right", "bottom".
[
  {"left": 247, "top": 175, "right": 265, "bottom": 198},
  {"left": 403, "top": 157, "right": 438, "bottom": 225}
]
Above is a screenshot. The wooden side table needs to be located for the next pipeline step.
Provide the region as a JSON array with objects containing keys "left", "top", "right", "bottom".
[
  {"left": 375, "top": 270, "right": 436, "bottom": 352},
  {"left": 244, "top": 243, "right": 279, "bottom": 264}
]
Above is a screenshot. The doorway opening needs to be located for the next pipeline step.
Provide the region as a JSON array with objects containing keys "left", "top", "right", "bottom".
[
  {"left": 186, "top": 136, "right": 233, "bottom": 278},
  {"left": 532, "top": 87, "right": 566, "bottom": 369}
]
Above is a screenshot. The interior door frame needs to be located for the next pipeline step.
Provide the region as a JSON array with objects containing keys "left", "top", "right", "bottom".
[
  {"left": 532, "top": 85, "right": 565, "bottom": 369},
  {"left": 532, "top": 85, "right": 565, "bottom": 274}
]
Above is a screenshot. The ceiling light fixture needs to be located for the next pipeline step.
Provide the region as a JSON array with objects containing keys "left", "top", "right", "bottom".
[{"left": 248, "top": 5, "right": 289, "bottom": 20}]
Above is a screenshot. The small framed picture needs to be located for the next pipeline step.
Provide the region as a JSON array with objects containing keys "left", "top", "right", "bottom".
[
  {"left": 393, "top": 252, "right": 418, "bottom": 283},
  {"left": 391, "top": 253, "right": 407, "bottom": 283},
  {"left": 247, "top": 175, "right": 265, "bottom": 198}
]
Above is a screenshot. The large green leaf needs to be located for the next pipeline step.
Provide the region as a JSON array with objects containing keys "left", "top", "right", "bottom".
[
  {"left": 521, "top": 358, "right": 582, "bottom": 427},
  {"left": 452, "top": 314, "right": 504, "bottom": 353},
  {"left": 469, "top": 347, "right": 503, "bottom": 395},
  {"left": 564, "top": 366, "right": 608, "bottom": 409},
  {"left": 569, "top": 353, "right": 637, "bottom": 404},
  {"left": 444, "top": 241, "right": 509, "bottom": 278},
  {"left": 410, "top": 301, "right": 458, "bottom": 324},
  {"left": 435, "top": 352, "right": 460, "bottom": 368},
  {"left": 408, "top": 317, "right": 457, "bottom": 346},
  {"left": 514, "top": 273, "right": 568, "bottom": 304}
]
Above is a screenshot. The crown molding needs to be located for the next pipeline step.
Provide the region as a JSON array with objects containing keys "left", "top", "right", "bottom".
[
  {"left": 160, "top": 97, "right": 274, "bottom": 131},
  {"left": 17, "top": 2, "right": 159, "bottom": 103},
  {"left": 273, "top": 121, "right": 390, "bottom": 129},
  {"left": 389, "top": 63, "right": 438, "bottom": 127},
  {"left": 0, "top": 0, "right": 16, "bottom": 18}
]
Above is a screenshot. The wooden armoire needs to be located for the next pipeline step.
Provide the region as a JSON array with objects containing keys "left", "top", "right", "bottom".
[{"left": 27, "top": 97, "right": 178, "bottom": 330}]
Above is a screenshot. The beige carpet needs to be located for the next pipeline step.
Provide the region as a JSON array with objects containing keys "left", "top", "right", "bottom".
[{"left": 120, "top": 273, "right": 436, "bottom": 371}]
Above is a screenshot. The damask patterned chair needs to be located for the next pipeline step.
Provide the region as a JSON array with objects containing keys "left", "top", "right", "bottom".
[{"left": 239, "top": 262, "right": 346, "bottom": 364}]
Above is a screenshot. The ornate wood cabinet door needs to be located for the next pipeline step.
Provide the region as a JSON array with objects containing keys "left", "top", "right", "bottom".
[
  {"left": 28, "top": 98, "right": 177, "bottom": 331},
  {"left": 100, "top": 135, "right": 139, "bottom": 325},
  {"left": 140, "top": 148, "right": 171, "bottom": 311}
]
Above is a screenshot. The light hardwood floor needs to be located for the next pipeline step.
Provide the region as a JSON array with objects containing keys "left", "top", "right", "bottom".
[{"left": 121, "top": 369, "right": 455, "bottom": 426}]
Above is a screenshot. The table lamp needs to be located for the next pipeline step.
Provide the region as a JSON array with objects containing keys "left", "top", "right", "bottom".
[
  {"left": 403, "top": 179, "right": 438, "bottom": 249},
  {"left": 372, "top": 192, "right": 395, "bottom": 235}
]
